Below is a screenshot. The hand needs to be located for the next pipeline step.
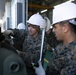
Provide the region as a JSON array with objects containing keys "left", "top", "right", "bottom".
[
  {"left": 16, "top": 50, "right": 23, "bottom": 55},
  {"left": 3, "top": 30, "right": 13, "bottom": 36},
  {"left": 33, "top": 61, "right": 45, "bottom": 75},
  {"left": 16, "top": 50, "right": 27, "bottom": 56}
]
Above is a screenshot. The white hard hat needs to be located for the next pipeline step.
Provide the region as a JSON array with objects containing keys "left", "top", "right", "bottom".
[
  {"left": 44, "top": 17, "right": 51, "bottom": 32},
  {"left": 27, "top": 13, "right": 46, "bottom": 28},
  {"left": 17, "top": 23, "right": 26, "bottom": 29},
  {"left": 52, "top": 2, "right": 76, "bottom": 25}
]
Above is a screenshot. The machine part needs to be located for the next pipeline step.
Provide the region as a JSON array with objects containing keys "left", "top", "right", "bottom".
[{"left": 0, "top": 48, "right": 27, "bottom": 75}]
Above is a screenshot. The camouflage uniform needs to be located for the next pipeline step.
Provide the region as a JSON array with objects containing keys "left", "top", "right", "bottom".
[
  {"left": 13, "top": 29, "right": 26, "bottom": 51},
  {"left": 12, "top": 29, "right": 47, "bottom": 75},
  {"left": 46, "top": 41, "right": 76, "bottom": 75}
]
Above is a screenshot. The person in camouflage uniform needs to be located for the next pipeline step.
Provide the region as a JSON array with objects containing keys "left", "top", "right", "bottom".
[
  {"left": 46, "top": 41, "right": 76, "bottom": 75},
  {"left": 3, "top": 14, "right": 48, "bottom": 75},
  {"left": 13, "top": 23, "right": 26, "bottom": 51},
  {"left": 33, "top": 2, "right": 76, "bottom": 75}
]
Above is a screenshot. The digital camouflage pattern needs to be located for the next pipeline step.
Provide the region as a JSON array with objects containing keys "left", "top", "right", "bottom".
[
  {"left": 12, "top": 29, "right": 47, "bottom": 70},
  {"left": 46, "top": 41, "right": 76, "bottom": 75},
  {"left": 12, "top": 29, "right": 48, "bottom": 75},
  {"left": 13, "top": 29, "right": 27, "bottom": 51},
  {"left": 23, "top": 34, "right": 46, "bottom": 65}
]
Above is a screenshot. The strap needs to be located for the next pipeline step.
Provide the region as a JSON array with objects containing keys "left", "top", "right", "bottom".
[{"left": 43, "top": 50, "right": 52, "bottom": 71}]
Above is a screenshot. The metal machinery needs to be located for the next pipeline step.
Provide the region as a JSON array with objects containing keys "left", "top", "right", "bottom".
[{"left": 0, "top": 27, "right": 27, "bottom": 75}]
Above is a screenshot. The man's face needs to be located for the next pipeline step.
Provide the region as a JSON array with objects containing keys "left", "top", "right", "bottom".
[
  {"left": 28, "top": 24, "right": 38, "bottom": 36},
  {"left": 52, "top": 23, "right": 64, "bottom": 41}
]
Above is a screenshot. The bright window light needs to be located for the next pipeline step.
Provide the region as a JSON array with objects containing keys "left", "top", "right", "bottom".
[{"left": 0, "top": 19, "right": 3, "bottom": 24}]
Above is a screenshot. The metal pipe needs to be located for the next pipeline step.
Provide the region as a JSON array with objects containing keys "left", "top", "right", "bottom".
[
  {"left": 39, "top": 28, "right": 45, "bottom": 61},
  {"left": 25, "top": 0, "right": 28, "bottom": 31}
]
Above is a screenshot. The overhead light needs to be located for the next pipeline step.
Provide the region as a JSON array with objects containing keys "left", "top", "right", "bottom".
[
  {"left": 70, "top": 0, "right": 74, "bottom": 1},
  {"left": 41, "top": 9, "right": 47, "bottom": 13},
  {"left": 69, "top": 0, "right": 74, "bottom": 2}
]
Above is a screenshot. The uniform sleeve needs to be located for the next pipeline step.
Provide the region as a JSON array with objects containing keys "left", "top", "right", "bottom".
[
  {"left": 12, "top": 29, "right": 27, "bottom": 37},
  {"left": 47, "top": 43, "right": 76, "bottom": 75},
  {"left": 60, "top": 64, "right": 76, "bottom": 75},
  {"left": 60, "top": 45, "right": 76, "bottom": 75}
]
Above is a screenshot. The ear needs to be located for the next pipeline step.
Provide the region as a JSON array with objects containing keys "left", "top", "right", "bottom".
[{"left": 62, "top": 24, "right": 69, "bottom": 33}]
